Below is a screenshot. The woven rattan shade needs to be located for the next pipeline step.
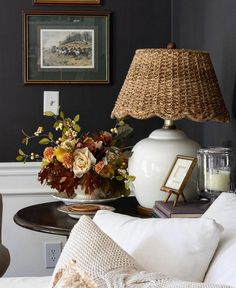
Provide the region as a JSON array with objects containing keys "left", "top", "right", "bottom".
[{"left": 111, "top": 49, "right": 229, "bottom": 122}]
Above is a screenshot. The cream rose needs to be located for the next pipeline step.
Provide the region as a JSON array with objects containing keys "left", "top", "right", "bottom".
[{"left": 73, "top": 147, "right": 96, "bottom": 178}]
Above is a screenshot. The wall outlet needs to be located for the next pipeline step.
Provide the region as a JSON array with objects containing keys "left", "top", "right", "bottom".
[
  {"left": 43, "top": 91, "right": 59, "bottom": 115},
  {"left": 45, "top": 242, "right": 62, "bottom": 268}
]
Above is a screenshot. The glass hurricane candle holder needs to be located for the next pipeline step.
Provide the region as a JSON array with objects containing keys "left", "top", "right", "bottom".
[{"left": 197, "top": 147, "right": 236, "bottom": 200}]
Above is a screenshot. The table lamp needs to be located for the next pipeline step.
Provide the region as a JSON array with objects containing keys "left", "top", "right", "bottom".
[{"left": 111, "top": 43, "right": 230, "bottom": 209}]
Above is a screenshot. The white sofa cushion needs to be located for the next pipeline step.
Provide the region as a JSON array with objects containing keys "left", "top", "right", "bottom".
[
  {"left": 50, "top": 215, "right": 229, "bottom": 288},
  {"left": 202, "top": 192, "right": 236, "bottom": 287},
  {"left": 0, "top": 276, "right": 50, "bottom": 288},
  {"left": 93, "top": 210, "right": 222, "bottom": 282}
]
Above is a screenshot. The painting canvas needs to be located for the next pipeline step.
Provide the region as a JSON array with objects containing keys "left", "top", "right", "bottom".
[{"left": 40, "top": 29, "right": 94, "bottom": 69}]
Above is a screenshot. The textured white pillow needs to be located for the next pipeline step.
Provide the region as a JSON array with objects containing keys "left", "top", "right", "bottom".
[
  {"left": 93, "top": 210, "right": 222, "bottom": 282},
  {"left": 202, "top": 192, "right": 236, "bottom": 287}
]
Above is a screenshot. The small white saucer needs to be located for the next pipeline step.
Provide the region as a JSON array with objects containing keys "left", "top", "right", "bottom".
[{"left": 57, "top": 203, "right": 115, "bottom": 219}]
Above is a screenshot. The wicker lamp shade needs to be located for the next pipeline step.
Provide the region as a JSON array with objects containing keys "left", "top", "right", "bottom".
[{"left": 111, "top": 48, "right": 229, "bottom": 122}]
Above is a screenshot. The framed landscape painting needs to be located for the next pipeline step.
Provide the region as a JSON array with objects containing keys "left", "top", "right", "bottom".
[
  {"left": 33, "top": 0, "right": 101, "bottom": 4},
  {"left": 23, "top": 11, "right": 110, "bottom": 84}
]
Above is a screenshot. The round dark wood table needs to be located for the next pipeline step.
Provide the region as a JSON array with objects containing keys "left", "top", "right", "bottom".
[{"left": 14, "top": 197, "right": 140, "bottom": 237}]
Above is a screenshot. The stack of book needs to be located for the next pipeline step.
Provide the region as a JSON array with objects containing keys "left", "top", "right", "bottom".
[{"left": 153, "top": 200, "right": 211, "bottom": 218}]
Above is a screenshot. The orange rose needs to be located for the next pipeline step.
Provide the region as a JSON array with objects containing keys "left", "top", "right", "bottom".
[
  {"left": 95, "top": 161, "right": 114, "bottom": 178},
  {"left": 43, "top": 147, "right": 54, "bottom": 162},
  {"left": 62, "top": 152, "right": 74, "bottom": 169}
]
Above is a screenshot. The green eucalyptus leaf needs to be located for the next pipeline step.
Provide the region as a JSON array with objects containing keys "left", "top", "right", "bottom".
[
  {"left": 74, "top": 114, "right": 80, "bottom": 123},
  {"left": 39, "top": 138, "right": 50, "bottom": 145},
  {"left": 117, "top": 120, "right": 125, "bottom": 126},
  {"left": 53, "top": 121, "right": 59, "bottom": 129},
  {"left": 118, "top": 124, "right": 133, "bottom": 136},
  {"left": 22, "top": 137, "right": 27, "bottom": 145},
  {"left": 60, "top": 111, "right": 65, "bottom": 119},
  {"left": 18, "top": 149, "right": 25, "bottom": 156},
  {"left": 125, "top": 181, "right": 129, "bottom": 190},
  {"left": 125, "top": 181, "right": 131, "bottom": 190},
  {"left": 114, "top": 124, "right": 134, "bottom": 142},
  {"left": 48, "top": 131, "right": 53, "bottom": 140},
  {"left": 62, "top": 127, "right": 68, "bottom": 135},
  {"left": 16, "top": 155, "right": 24, "bottom": 161},
  {"left": 123, "top": 187, "right": 131, "bottom": 196},
  {"left": 73, "top": 124, "right": 81, "bottom": 132},
  {"left": 128, "top": 175, "right": 136, "bottom": 181},
  {"left": 116, "top": 175, "right": 123, "bottom": 181},
  {"left": 44, "top": 111, "right": 55, "bottom": 117}
]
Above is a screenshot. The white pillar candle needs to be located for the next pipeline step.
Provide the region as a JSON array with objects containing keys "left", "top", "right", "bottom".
[{"left": 205, "top": 170, "right": 230, "bottom": 192}]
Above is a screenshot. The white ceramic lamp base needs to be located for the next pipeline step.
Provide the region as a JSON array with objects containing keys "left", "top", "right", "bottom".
[{"left": 128, "top": 128, "right": 200, "bottom": 208}]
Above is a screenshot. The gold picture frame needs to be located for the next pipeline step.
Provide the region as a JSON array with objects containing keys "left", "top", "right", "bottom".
[
  {"left": 161, "top": 155, "right": 197, "bottom": 207},
  {"left": 33, "top": 0, "right": 101, "bottom": 5}
]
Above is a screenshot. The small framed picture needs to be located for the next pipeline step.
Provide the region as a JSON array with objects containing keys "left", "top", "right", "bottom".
[
  {"left": 161, "top": 155, "right": 197, "bottom": 206},
  {"left": 23, "top": 11, "right": 110, "bottom": 84},
  {"left": 33, "top": 0, "right": 101, "bottom": 5}
]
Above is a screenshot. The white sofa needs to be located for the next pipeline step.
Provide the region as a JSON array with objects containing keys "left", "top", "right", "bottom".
[{"left": 1, "top": 192, "right": 236, "bottom": 288}]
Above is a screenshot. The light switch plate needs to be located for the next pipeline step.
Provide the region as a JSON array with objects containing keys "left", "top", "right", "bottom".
[{"left": 43, "top": 91, "right": 59, "bottom": 115}]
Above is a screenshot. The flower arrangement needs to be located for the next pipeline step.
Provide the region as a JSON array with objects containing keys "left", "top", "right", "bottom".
[{"left": 16, "top": 111, "right": 135, "bottom": 199}]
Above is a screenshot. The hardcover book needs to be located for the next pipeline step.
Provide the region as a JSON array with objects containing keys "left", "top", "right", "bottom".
[
  {"left": 153, "top": 200, "right": 211, "bottom": 218},
  {"left": 152, "top": 207, "right": 168, "bottom": 218}
]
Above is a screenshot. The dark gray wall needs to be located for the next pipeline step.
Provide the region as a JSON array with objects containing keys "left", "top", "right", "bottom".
[
  {"left": 0, "top": 0, "right": 171, "bottom": 161},
  {"left": 172, "top": 0, "right": 236, "bottom": 147},
  {"left": 2, "top": 0, "right": 235, "bottom": 162}
]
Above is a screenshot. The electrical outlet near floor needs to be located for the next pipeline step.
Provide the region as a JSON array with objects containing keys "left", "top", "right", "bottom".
[{"left": 45, "top": 242, "right": 62, "bottom": 268}]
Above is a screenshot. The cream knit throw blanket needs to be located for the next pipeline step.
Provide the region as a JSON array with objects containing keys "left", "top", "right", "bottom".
[
  {"left": 53, "top": 263, "right": 232, "bottom": 288},
  {"left": 101, "top": 268, "right": 232, "bottom": 288}
]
